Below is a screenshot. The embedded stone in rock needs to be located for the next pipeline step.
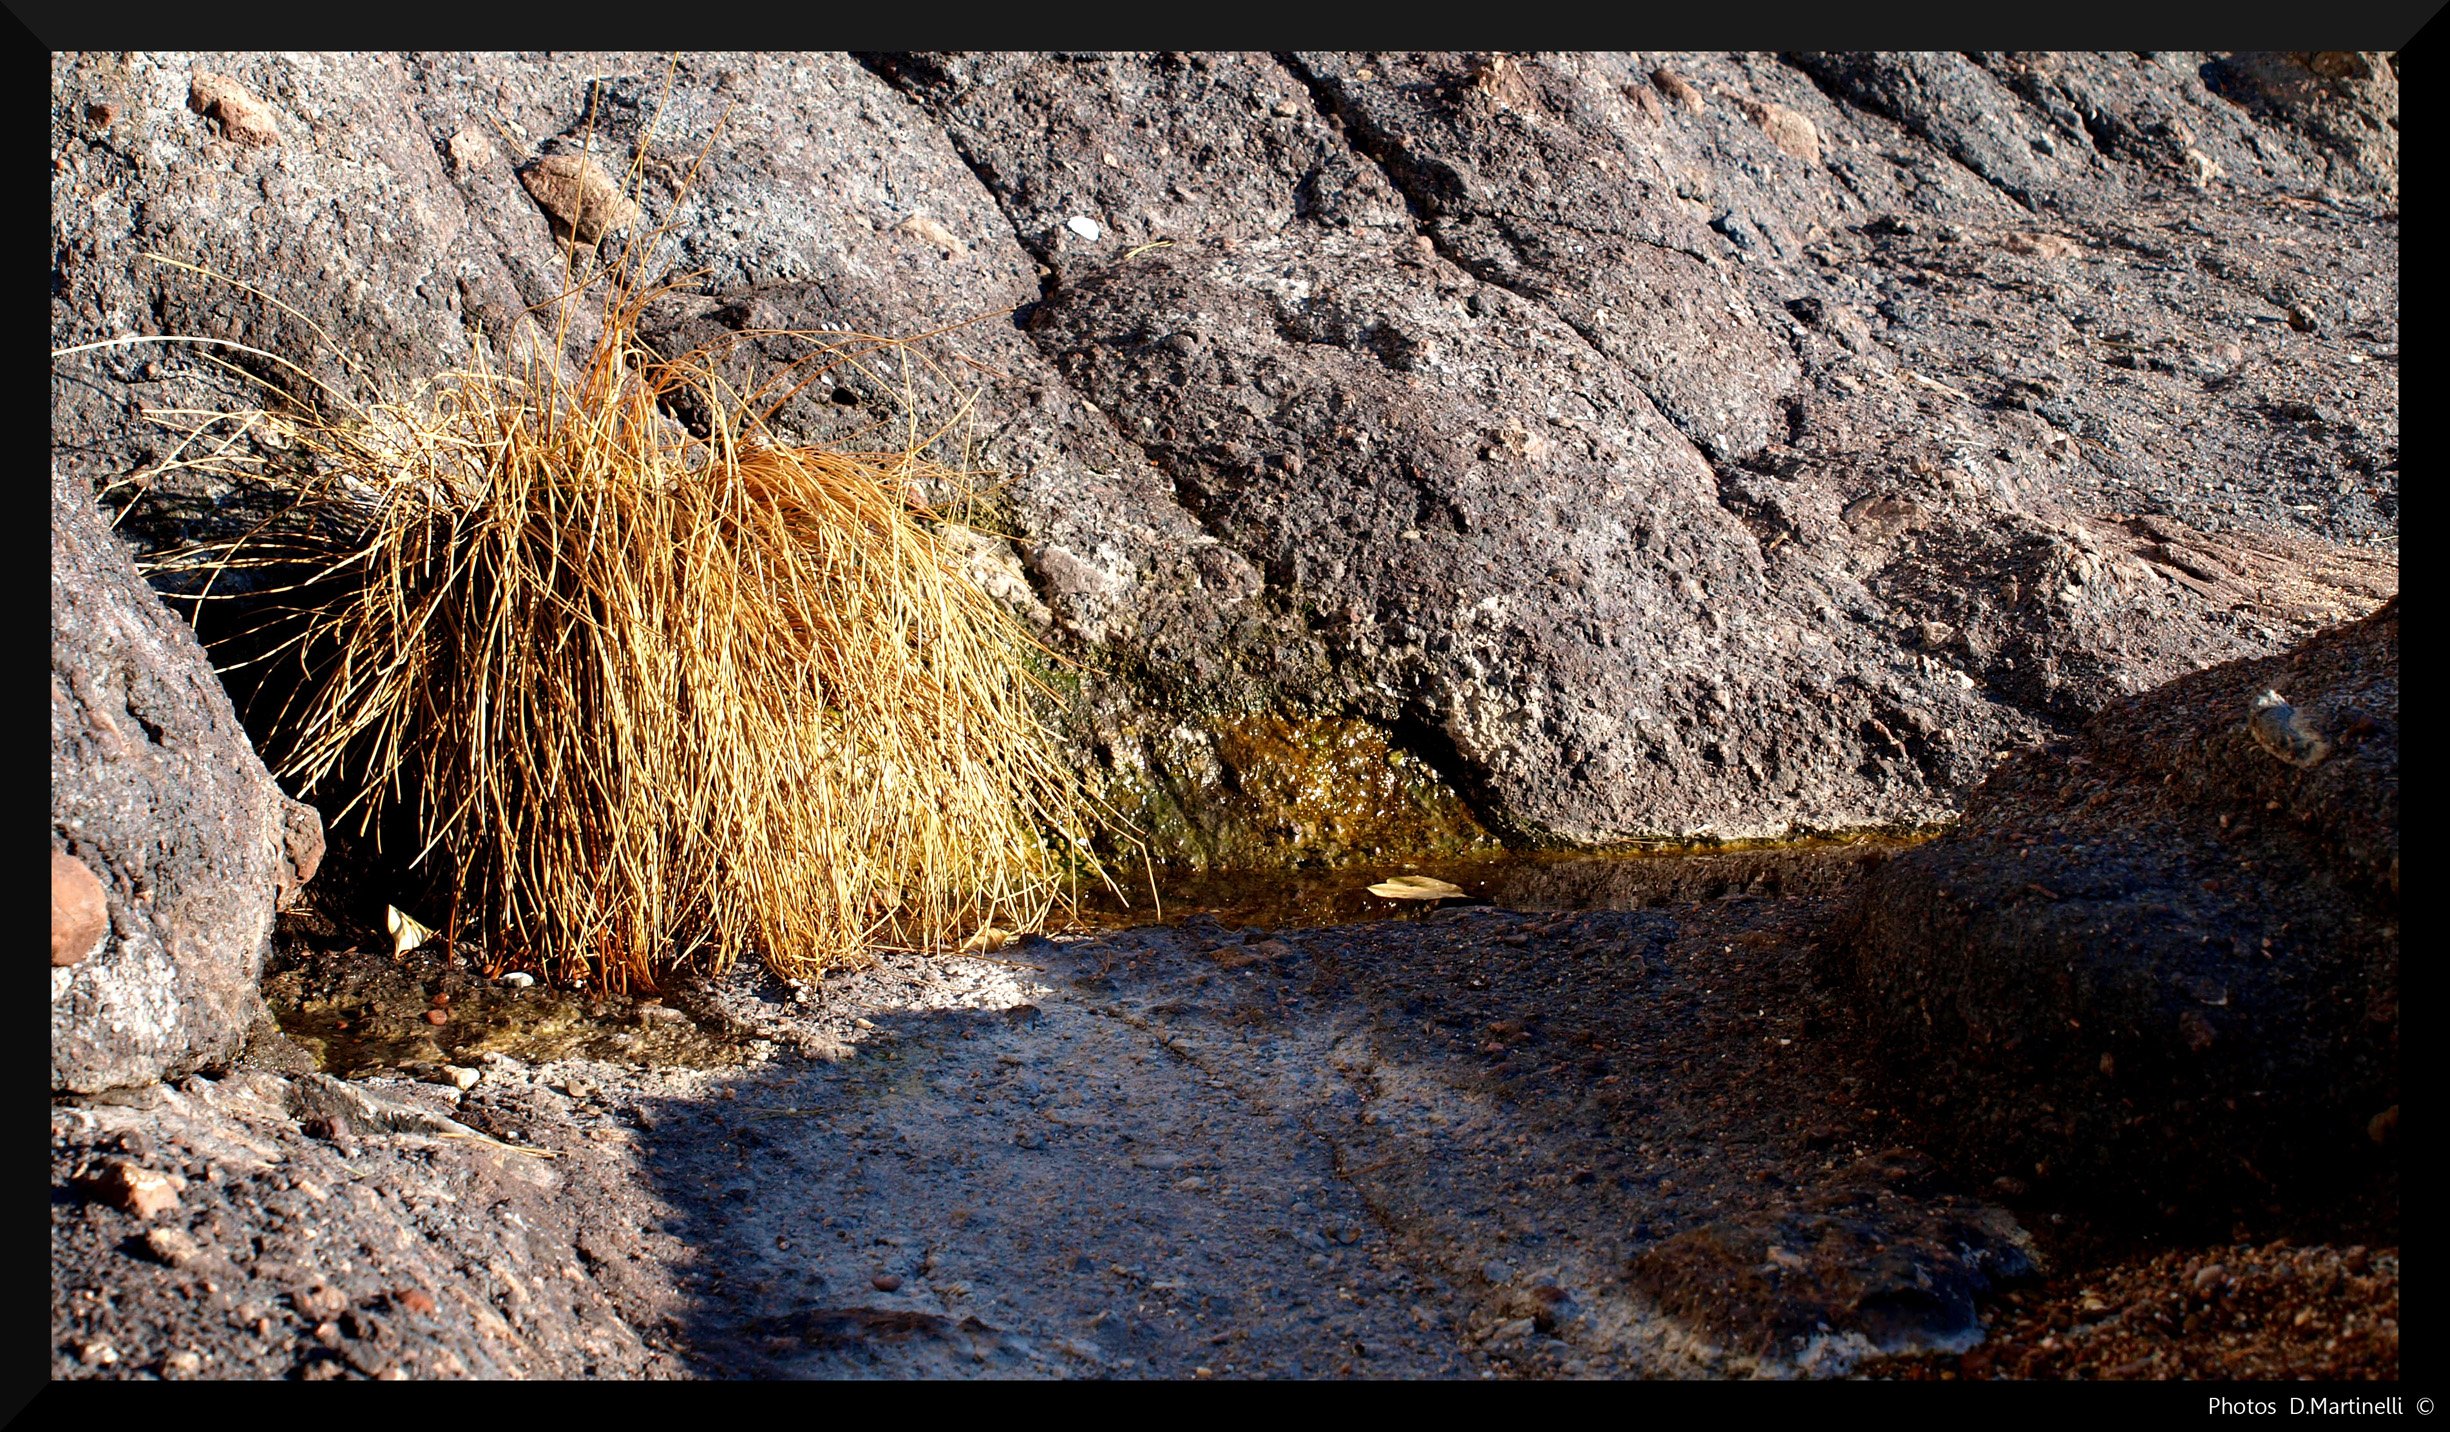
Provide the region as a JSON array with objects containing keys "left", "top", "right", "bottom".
[
  {"left": 51, "top": 465, "right": 308, "bottom": 1093},
  {"left": 279, "top": 798, "right": 326, "bottom": 904},
  {"left": 1831, "top": 599, "right": 2398, "bottom": 1214},
  {"left": 2247, "top": 690, "right": 2333, "bottom": 769},
  {"left": 141, "top": 1226, "right": 206, "bottom": 1268},
  {"left": 51, "top": 848, "right": 106, "bottom": 968},
  {"left": 896, "top": 212, "right": 966, "bottom": 258},
  {"left": 1745, "top": 99, "right": 1823, "bottom": 166},
  {"left": 1630, "top": 1196, "right": 2034, "bottom": 1370},
  {"left": 77, "top": 1158, "right": 184, "bottom": 1220},
  {"left": 187, "top": 71, "right": 282, "bottom": 147},
  {"left": 517, "top": 152, "right": 641, "bottom": 245}
]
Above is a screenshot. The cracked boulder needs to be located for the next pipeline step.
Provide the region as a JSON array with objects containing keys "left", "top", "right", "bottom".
[
  {"left": 51, "top": 464, "right": 321, "bottom": 1093},
  {"left": 1828, "top": 598, "right": 2398, "bottom": 1215},
  {"left": 1289, "top": 51, "right": 1802, "bottom": 461},
  {"left": 1029, "top": 231, "right": 2004, "bottom": 842}
]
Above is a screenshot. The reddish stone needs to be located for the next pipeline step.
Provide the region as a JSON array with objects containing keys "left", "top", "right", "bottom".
[{"left": 51, "top": 849, "right": 106, "bottom": 967}]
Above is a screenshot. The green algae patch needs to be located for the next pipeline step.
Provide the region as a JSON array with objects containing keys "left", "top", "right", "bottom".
[
  {"left": 261, "top": 942, "right": 755, "bottom": 1077},
  {"left": 1103, "top": 711, "right": 1500, "bottom": 872}
]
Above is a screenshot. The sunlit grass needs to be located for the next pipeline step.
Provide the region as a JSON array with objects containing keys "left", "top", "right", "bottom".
[{"left": 70, "top": 99, "right": 1120, "bottom": 991}]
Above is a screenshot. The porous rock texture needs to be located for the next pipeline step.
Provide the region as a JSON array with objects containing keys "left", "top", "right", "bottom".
[
  {"left": 51, "top": 51, "right": 2396, "bottom": 857},
  {"left": 46, "top": 51, "right": 2401, "bottom": 1384},
  {"left": 51, "top": 463, "right": 322, "bottom": 1093},
  {"left": 1830, "top": 598, "right": 2397, "bottom": 1214}
]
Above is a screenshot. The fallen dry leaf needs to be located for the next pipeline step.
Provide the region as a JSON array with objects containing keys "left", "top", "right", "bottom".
[{"left": 387, "top": 905, "right": 436, "bottom": 959}]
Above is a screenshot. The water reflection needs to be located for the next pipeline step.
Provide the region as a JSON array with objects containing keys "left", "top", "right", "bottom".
[{"left": 1073, "top": 834, "right": 1930, "bottom": 934}]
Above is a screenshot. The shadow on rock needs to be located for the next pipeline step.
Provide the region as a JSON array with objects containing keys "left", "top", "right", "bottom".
[
  {"left": 1827, "top": 599, "right": 2398, "bottom": 1229},
  {"left": 630, "top": 864, "right": 2046, "bottom": 1379}
]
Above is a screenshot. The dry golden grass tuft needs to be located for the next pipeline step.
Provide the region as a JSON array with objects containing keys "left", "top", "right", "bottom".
[{"left": 75, "top": 120, "right": 1117, "bottom": 991}]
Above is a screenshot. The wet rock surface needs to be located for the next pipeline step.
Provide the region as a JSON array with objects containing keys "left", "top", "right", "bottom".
[
  {"left": 668, "top": 902, "right": 2034, "bottom": 1379},
  {"left": 51, "top": 463, "right": 319, "bottom": 1094},
  {"left": 54, "top": 842, "right": 2398, "bottom": 1380},
  {"left": 256, "top": 924, "right": 758, "bottom": 1078},
  {"left": 1831, "top": 600, "right": 2398, "bottom": 1217},
  {"left": 55, "top": 855, "right": 1975, "bottom": 1380}
]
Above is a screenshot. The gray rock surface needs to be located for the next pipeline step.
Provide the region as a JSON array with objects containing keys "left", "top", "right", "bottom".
[
  {"left": 50, "top": 1067, "right": 684, "bottom": 1380},
  {"left": 45, "top": 50, "right": 2402, "bottom": 1383},
  {"left": 52, "top": 463, "right": 322, "bottom": 1093},
  {"left": 1829, "top": 598, "right": 2398, "bottom": 1215},
  {"left": 51, "top": 50, "right": 2397, "bottom": 858},
  {"left": 56, "top": 851, "right": 2042, "bottom": 1380}
]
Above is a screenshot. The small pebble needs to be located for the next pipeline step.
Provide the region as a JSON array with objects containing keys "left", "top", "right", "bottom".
[
  {"left": 79, "top": 1159, "right": 182, "bottom": 1220},
  {"left": 188, "top": 71, "right": 281, "bottom": 147},
  {"left": 142, "top": 1226, "right": 205, "bottom": 1268},
  {"left": 872, "top": 1273, "right": 903, "bottom": 1293},
  {"left": 51, "top": 849, "right": 106, "bottom": 968},
  {"left": 1065, "top": 215, "right": 1103, "bottom": 242},
  {"left": 500, "top": 972, "right": 535, "bottom": 988}
]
